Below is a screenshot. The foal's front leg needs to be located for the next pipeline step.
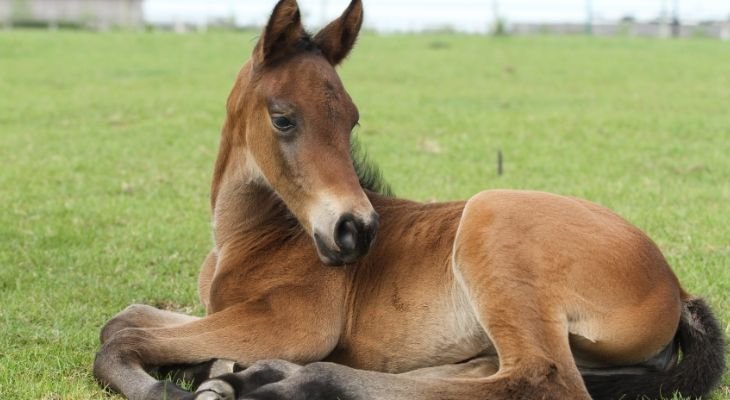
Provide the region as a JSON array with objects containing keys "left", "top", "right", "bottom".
[
  {"left": 98, "top": 303, "right": 235, "bottom": 392},
  {"left": 192, "top": 352, "right": 578, "bottom": 400},
  {"left": 191, "top": 356, "right": 501, "bottom": 400},
  {"left": 94, "top": 298, "right": 343, "bottom": 400},
  {"left": 99, "top": 303, "right": 200, "bottom": 344}
]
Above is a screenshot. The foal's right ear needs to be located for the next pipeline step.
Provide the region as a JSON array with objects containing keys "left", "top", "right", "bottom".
[
  {"left": 254, "top": 0, "right": 305, "bottom": 65},
  {"left": 314, "top": 0, "right": 364, "bottom": 66}
]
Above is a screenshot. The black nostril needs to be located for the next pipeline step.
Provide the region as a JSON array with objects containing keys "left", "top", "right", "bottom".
[{"left": 335, "top": 215, "right": 359, "bottom": 253}]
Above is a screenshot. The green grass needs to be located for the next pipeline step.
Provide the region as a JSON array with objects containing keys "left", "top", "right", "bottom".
[{"left": 0, "top": 30, "right": 728, "bottom": 399}]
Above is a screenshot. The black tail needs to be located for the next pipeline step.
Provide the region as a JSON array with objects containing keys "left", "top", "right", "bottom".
[{"left": 583, "top": 298, "right": 726, "bottom": 400}]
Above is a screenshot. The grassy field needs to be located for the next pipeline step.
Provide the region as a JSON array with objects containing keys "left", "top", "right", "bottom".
[{"left": 0, "top": 30, "right": 728, "bottom": 399}]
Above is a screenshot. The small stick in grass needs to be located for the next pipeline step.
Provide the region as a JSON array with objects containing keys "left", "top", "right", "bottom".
[{"left": 497, "top": 149, "right": 503, "bottom": 176}]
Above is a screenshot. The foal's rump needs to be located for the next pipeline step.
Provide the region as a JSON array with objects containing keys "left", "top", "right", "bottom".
[
  {"left": 582, "top": 297, "right": 725, "bottom": 400},
  {"left": 455, "top": 189, "right": 724, "bottom": 398}
]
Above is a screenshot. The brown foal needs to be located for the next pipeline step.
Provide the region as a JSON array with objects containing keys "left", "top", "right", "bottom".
[{"left": 93, "top": 1, "right": 725, "bottom": 399}]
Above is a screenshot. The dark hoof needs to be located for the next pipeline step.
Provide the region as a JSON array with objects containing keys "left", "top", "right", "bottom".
[
  {"left": 195, "top": 359, "right": 300, "bottom": 399},
  {"left": 195, "top": 380, "right": 236, "bottom": 400}
]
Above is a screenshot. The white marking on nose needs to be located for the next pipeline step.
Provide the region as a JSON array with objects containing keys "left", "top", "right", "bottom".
[{"left": 308, "top": 192, "right": 374, "bottom": 244}]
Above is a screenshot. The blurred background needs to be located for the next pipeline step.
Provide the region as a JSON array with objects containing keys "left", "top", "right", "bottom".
[{"left": 1, "top": 0, "right": 729, "bottom": 37}]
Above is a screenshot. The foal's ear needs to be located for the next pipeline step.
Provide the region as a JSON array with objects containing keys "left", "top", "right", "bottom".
[
  {"left": 254, "top": 0, "right": 305, "bottom": 65},
  {"left": 314, "top": 0, "right": 364, "bottom": 66}
]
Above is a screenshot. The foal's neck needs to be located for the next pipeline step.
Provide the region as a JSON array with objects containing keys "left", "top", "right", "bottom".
[{"left": 212, "top": 171, "right": 300, "bottom": 248}]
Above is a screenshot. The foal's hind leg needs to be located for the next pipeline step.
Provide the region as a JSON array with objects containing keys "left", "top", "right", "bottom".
[
  {"left": 442, "top": 195, "right": 592, "bottom": 398},
  {"left": 400, "top": 355, "right": 499, "bottom": 378}
]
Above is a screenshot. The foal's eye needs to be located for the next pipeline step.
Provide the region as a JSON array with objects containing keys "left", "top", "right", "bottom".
[{"left": 272, "top": 116, "right": 295, "bottom": 131}]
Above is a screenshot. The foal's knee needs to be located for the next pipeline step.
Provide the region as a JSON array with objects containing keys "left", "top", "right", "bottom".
[
  {"left": 96, "top": 328, "right": 147, "bottom": 368},
  {"left": 100, "top": 304, "right": 156, "bottom": 343},
  {"left": 94, "top": 327, "right": 156, "bottom": 393}
]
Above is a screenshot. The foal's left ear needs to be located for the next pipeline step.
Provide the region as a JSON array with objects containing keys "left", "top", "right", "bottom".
[
  {"left": 254, "top": 0, "right": 305, "bottom": 66},
  {"left": 314, "top": 0, "right": 364, "bottom": 66}
]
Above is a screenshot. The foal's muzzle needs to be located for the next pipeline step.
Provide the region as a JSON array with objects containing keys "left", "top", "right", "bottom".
[{"left": 314, "top": 212, "right": 379, "bottom": 266}]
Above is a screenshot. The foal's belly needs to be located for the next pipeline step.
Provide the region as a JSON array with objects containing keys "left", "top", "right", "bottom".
[{"left": 327, "top": 276, "right": 493, "bottom": 373}]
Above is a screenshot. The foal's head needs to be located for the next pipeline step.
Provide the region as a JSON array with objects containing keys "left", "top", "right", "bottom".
[{"left": 222, "top": 0, "right": 378, "bottom": 266}]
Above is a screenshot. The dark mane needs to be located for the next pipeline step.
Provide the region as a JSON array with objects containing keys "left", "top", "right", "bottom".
[
  {"left": 294, "top": 32, "right": 320, "bottom": 54},
  {"left": 351, "top": 139, "right": 393, "bottom": 197},
  {"left": 254, "top": 32, "right": 323, "bottom": 68}
]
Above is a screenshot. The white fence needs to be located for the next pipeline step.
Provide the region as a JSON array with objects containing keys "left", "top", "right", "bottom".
[{"left": 0, "top": 0, "right": 144, "bottom": 29}]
